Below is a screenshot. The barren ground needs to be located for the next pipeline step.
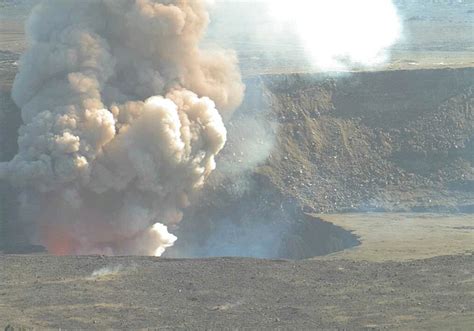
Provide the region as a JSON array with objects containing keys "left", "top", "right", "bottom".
[
  {"left": 315, "top": 213, "right": 474, "bottom": 262},
  {"left": 0, "top": 250, "right": 473, "bottom": 329}
]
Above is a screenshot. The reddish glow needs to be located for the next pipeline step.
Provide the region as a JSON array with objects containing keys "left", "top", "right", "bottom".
[
  {"left": 42, "top": 225, "right": 78, "bottom": 255},
  {"left": 40, "top": 222, "right": 176, "bottom": 256}
]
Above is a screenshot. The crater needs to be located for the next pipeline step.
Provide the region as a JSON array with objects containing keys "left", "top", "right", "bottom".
[{"left": 169, "top": 178, "right": 360, "bottom": 260}]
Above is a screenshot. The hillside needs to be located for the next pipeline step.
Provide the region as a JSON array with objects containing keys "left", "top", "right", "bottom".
[{"left": 256, "top": 68, "right": 474, "bottom": 213}]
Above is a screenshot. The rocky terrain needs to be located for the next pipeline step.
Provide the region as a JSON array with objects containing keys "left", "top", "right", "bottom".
[
  {"left": 255, "top": 68, "right": 474, "bottom": 213},
  {"left": 1, "top": 253, "right": 473, "bottom": 329}
]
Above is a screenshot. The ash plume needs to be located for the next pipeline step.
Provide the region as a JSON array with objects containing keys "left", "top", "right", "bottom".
[{"left": 0, "top": 0, "right": 244, "bottom": 256}]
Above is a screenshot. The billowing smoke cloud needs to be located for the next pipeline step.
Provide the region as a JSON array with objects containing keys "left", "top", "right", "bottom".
[
  {"left": 266, "top": 0, "right": 402, "bottom": 70},
  {"left": 0, "top": 0, "right": 244, "bottom": 256}
]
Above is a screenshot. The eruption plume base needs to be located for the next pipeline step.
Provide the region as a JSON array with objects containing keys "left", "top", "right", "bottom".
[{"left": 41, "top": 222, "right": 176, "bottom": 257}]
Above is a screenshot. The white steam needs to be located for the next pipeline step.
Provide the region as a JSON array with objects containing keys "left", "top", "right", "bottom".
[
  {"left": 90, "top": 265, "right": 123, "bottom": 278},
  {"left": 0, "top": 0, "right": 244, "bottom": 256},
  {"left": 264, "top": 0, "right": 402, "bottom": 70}
]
